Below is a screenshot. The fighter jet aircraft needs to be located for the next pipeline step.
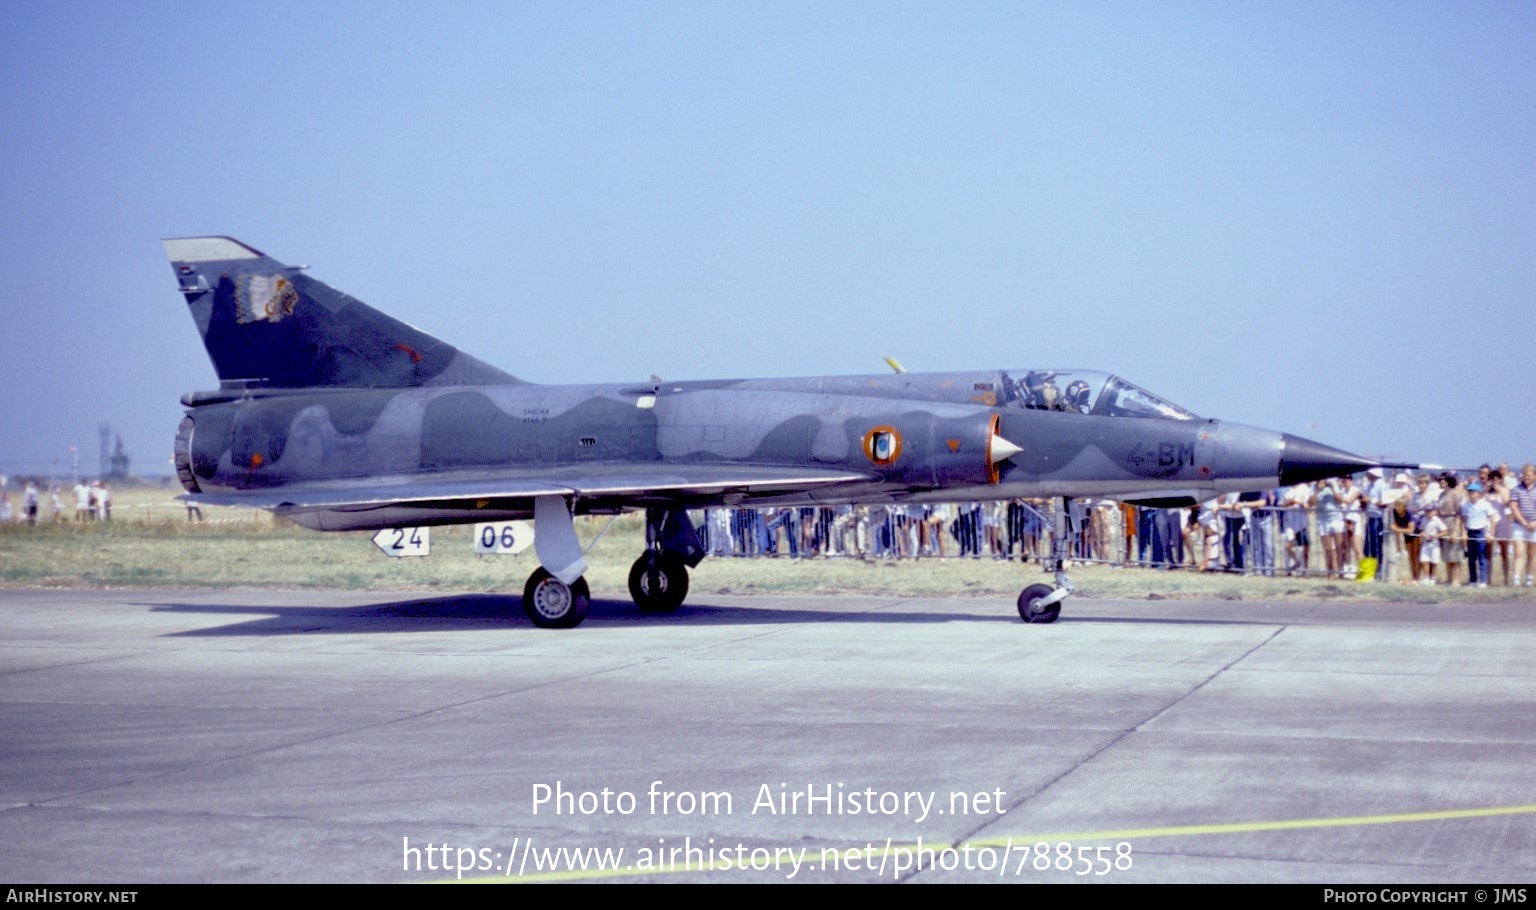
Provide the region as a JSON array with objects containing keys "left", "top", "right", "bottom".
[{"left": 164, "top": 236, "right": 1384, "bottom": 628}]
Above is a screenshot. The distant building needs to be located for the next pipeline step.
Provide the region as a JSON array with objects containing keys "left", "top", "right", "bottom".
[{"left": 109, "top": 435, "right": 130, "bottom": 480}]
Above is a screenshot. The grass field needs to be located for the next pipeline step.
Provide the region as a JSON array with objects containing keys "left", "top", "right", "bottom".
[{"left": 2, "top": 485, "right": 1532, "bottom": 604}]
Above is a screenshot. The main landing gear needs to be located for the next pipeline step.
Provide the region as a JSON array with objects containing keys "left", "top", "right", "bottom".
[
  {"left": 521, "top": 495, "right": 594, "bottom": 629},
  {"left": 628, "top": 508, "right": 703, "bottom": 613},
  {"left": 1018, "top": 496, "right": 1073, "bottom": 624},
  {"left": 629, "top": 551, "right": 689, "bottom": 612},
  {"left": 523, "top": 568, "right": 591, "bottom": 629},
  {"left": 521, "top": 502, "right": 705, "bottom": 628}
]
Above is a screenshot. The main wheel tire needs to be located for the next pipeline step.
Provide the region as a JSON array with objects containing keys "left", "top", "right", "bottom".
[
  {"left": 1017, "top": 583, "right": 1061, "bottom": 624},
  {"left": 628, "top": 552, "right": 689, "bottom": 612},
  {"left": 523, "top": 569, "right": 591, "bottom": 628}
]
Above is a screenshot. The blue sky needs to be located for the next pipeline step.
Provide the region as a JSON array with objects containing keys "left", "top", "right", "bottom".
[{"left": 2, "top": 1, "right": 1532, "bottom": 483}]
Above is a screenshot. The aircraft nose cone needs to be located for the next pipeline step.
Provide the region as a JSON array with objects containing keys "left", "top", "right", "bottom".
[{"left": 1278, "top": 433, "right": 1376, "bottom": 485}]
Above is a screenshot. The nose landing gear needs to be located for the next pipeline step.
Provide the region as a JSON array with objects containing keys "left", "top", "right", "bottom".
[{"left": 1017, "top": 496, "right": 1073, "bottom": 624}]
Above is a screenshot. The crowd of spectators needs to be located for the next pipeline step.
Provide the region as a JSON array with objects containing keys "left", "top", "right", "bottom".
[
  {"left": 693, "top": 462, "right": 1536, "bottom": 588},
  {"left": 0, "top": 479, "right": 112, "bottom": 525}
]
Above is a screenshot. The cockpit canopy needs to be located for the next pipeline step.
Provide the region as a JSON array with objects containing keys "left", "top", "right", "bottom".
[{"left": 1000, "top": 370, "right": 1198, "bottom": 420}]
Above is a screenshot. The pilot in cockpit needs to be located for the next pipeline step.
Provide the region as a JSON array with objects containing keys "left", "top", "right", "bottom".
[
  {"left": 1064, "top": 380, "right": 1092, "bottom": 414},
  {"left": 1018, "top": 370, "right": 1061, "bottom": 410}
]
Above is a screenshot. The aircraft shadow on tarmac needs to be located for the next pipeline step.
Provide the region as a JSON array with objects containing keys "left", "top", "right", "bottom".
[{"left": 140, "top": 595, "right": 1271, "bottom": 637}]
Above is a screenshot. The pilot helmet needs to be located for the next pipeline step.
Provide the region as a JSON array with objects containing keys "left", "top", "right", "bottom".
[{"left": 1065, "top": 380, "right": 1091, "bottom": 412}]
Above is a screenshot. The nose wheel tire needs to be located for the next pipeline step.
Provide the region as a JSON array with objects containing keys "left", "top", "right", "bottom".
[
  {"left": 1017, "top": 583, "right": 1062, "bottom": 624},
  {"left": 628, "top": 552, "right": 689, "bottom": 612},
  {"left": 523, "top": 568, "right": 591, "bottom": 628}
]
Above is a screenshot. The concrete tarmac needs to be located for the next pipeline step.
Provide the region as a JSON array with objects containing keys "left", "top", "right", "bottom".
[{"left": 1, "top": 587, "right": 1533, "bottom": 883}]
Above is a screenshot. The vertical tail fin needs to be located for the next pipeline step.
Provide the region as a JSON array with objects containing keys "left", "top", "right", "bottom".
[{"left": 164, "top": 236, "right": 521, "bottom": 391}]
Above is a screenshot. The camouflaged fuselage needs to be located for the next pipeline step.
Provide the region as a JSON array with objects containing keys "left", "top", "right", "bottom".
[
  {"left": 175, "top": 370, "right": 1292, "bottom": 531},
  {"left": 164, "top": 236, "right": 1373, "bottom": 533}
]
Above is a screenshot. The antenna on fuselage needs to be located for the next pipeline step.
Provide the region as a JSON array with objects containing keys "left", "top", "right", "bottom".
[{"left": 883, "top": 356, "right": 906, "bottom": 374}]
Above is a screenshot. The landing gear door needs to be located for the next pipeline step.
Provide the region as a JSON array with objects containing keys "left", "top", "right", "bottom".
[{"left": 658, "top": 509, "right": 706, "bottom": 567}]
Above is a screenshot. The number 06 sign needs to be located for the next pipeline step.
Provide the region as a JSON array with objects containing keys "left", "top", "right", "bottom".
[{"left": 475, "top": 521, "right": 535, "bottom": 555}]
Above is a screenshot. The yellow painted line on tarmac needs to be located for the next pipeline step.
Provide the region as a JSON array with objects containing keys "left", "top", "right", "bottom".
[
  {"left": 444, "top": 802, "right": 1536, "bottom": 883},
  {"left": 964, "top": 802, "right": 1536, "bottom": 846}
]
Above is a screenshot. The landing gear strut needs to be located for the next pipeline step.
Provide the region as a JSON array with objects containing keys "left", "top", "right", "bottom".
[
  {"left": 628, "top": 508, "right": 704, "bottom": 613},
  {"left": 1018, "top": 496, "right": 1072, "bottom": 624},
  {"left": 523, "top": 495, "right": 592, "bottom": 629}
]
